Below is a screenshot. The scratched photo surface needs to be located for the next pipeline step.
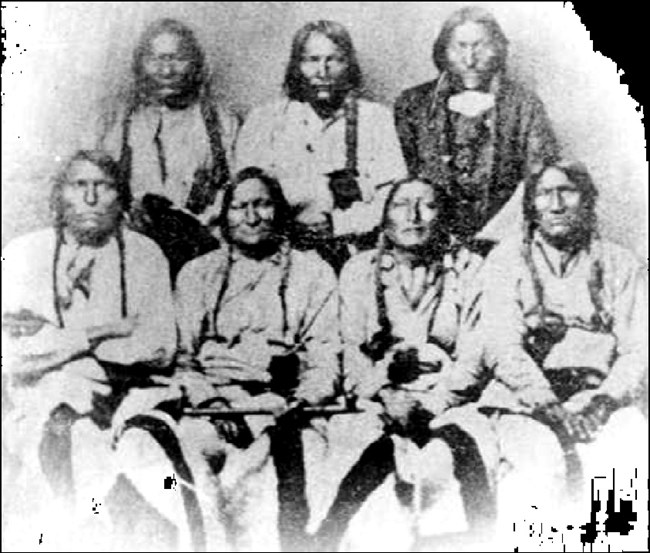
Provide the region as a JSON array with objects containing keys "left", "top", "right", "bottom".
[{"left": 2, "top": 2, "right": 647, "bottom": 553}]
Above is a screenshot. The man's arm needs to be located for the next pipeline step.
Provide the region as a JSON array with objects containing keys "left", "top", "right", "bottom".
[
  {"left": 93, "top": 239, "right": 176, "bottom": 368},
  {"left": 339, "top": 255, "right": 388, "bottom": 399},
  {"left": 479, "top": 251, "right": 559, "bottom": 411},
  {"left": 332, "top": 103, "right": 408, "bottom": 237},
  {"left": 522, "top": 92, "right": 561, "bottom": 170},
  {"left": 597, "top": 260, "right": 648, "bottom": 404},
  {"left": 394, "top": 89, "right": 421, "bottom": 177},
  {"left": 295, "top": 255, "right": 341, "bottom": 404}
]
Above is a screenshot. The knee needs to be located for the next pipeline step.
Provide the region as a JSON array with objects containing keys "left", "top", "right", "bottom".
[
  {"left": 499, "top": 417, "right": 565, "bottom": 480},
  {"left": 419, "top": 439, "right": 455, "bottom": 487}
]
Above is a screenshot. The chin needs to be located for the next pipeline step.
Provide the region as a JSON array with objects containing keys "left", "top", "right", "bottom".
[{"left": 70, "top": 226, "right": 116, "bottom": 247}]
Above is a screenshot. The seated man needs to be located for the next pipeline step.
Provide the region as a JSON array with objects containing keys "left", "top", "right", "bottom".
[
  {"left": 476, "top": 160, "right": 648, "bottom": 536},
  {"left": 173, "top": 167, "right": 340, "bottom": 551},
  {"left": 313, "top": 177, "right": 495, "bottom": 551},
  {"left": 236, "top": 20, "right": 407, "bottom": 273},
  {"left": 2, "top": 150, "right": 180, "bottom": 550}
]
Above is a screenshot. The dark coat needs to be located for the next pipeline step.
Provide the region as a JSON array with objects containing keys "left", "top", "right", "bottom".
[{"left": 394, "top": 74, "right": 560, "bottom": 239}]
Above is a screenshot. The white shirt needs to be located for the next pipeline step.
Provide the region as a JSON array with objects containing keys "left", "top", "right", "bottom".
[{"left": 236, "top": 97, "right": 407, "bottom": 236}]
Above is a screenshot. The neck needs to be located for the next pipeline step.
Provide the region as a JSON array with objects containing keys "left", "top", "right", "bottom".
[
  {"left": 141, "top": 86, "right": 200, "bottom": 111},
  {"left": 537, "top": 228, "right": 590, "bottom": 255},
  {"left": 308, "top": 89, "right": 349, "bottom": 120},
  {"left": 62, "top": 225, "right": 117, "bottom": 249},
  {"left": 391, "top": 246, "right": 434, "bottom": 268},
  {"left": 231, "top": 238, "right": 282, "bottom": 261},
  {"left": 447, "top": 72, "right": 495, "bottom": 95}
]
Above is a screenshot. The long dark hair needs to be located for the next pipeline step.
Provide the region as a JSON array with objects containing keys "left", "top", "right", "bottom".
[
  {"left": 218, "top": 166, "right": 292, "bottom": 243},
  {"left": 132, "top": 18, "right": 207, "bottom": 105},
  {"left": 522, "top": 160, "right": 599, "bottom": 241},
  {"left": 50, "top": 149, "right": 131, "bottom": 228},
  {"left": 283, "top": 20, "right": 363, "bottom": 101},
  {"left": 432, "top": 6, "right": 509, "bottom": 74}
]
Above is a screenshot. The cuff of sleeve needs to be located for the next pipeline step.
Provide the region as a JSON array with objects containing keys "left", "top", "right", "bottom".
[
  {"left": 418, "top": 386, "right": 456, "bottom": 418},
  {"left": 516, "top": 384, "right": 559, "bottom": 411},
  {"left": 64, "top": 329, "right": 92, "bottom": 358},
  {"left": 331, "top": 208, "right": 348, "bottom": 237},
  {"left": 295, "top": 378, "right": 335, "bottom": 405}
]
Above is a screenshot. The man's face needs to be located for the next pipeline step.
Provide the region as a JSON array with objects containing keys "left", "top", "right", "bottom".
[
  {"left": 141, "top": 32, "right": 194, "bottom": 101},
  {"left": 299, "top": 32, "right": 350, "bottom": 103},
  {"left": 227, "top": 179, "right": 277, "bottom": 248},
  {"left": 446, "top": 21, "right": 498, "bottom": 90},
  {"left": 385, "top": 181, "right": 439, "bottom": 250},
  {"left": 534, "top": 168, "right": 584, "bottom": 243},
  {"left": 61, "top": 160, "right": 122, "bottom": 244}
]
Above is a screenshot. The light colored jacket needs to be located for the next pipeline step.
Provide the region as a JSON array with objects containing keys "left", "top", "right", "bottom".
[
  {"left": 236, "top": 97, "right": 407, "bottom": 236},
  {"left": 175, "top": 244, "right": 341, "bottom": 404},
  {"left": 339, "top": 246, "right": 484, "bottom": 413},
  {"left": 476, "top": 233, "right": 648, "bottom": 413}
]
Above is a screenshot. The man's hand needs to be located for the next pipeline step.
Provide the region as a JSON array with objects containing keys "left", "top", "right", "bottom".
[
  {"left": 533, "top": 401, "right": 572, "bottom": 429},
  {"left": 197, "top": 340, "right": 272, "bottom": 386},
  {"left": 3, "top": 309, "right": 50, "bottom": 338},
  {"left": 378, "top": 387, "right": 419, "bottom": 430},
  {"left": 565, "top": 394, "right": 618, "bottom": 443}
]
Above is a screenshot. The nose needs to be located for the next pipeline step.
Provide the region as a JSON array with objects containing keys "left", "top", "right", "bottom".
[
  {"left": 158, "top": 61, "right": 175, "bottom": 77},
  {"left": 406, "top": 202, "right": 422, "bottom": 223},
  {"left": 244, "top": 205, "right": 260, "bottom": 225},
  {"left": 548, "top": 190, "right": 565, "bottom": 212},
  {"left": 315, "top": 59, "right": 329, "bottom": 79},
  {"left": 84, "top": 184, "right": 99, "bottom": 206},
  {"left": 462, "top": 47, "right": 477, "bottom": 68}
]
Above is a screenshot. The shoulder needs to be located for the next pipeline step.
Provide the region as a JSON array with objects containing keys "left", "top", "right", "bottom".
[
  {"left": 177, "top": 247, "right": 228, "bottom": 285},
  {"left": 201, "top": 96, "right": 241, "bottom": 128},
  {"left": 340, "top": 249, "right": 376, "bottom": 288},
  {"left": 596, "top": 238, "right": 644, "bottom": 278},
  {"left": 395, "top": 80, "right": 438, "bottom": 109},
  {"left": 479, "top": 234, "right": 527, "bottom": 281},
  {"left": 121, "top": 228, "right": 171, "bottom": 274},
  {"left": 289, "top": 249, "right": 337, "bottom": 284},
  {"left": 499, "top": 76, "right": 546, "bottom": 109},
  {"left": 357, "top": 98, "right": 392, "bottom": 118},
  {"left": 243, "top": 99, "right": 291, "bottom": 123},
  {"left": 122, "top": 228, "right": 164, "bottom": 258},
  {"left": 3, "top": 228, "right": 56, "bottom": 261}
]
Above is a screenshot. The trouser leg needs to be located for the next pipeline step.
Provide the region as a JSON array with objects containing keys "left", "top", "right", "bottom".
[
  {"left": 270, "top": 420, "right": 310, "bottom": 552},
  {"left": 38, "top": 403, "right": 81, "bottom": 505},
  {"left": 428, "top": 424, "right": 496, "bottom": 531},
  {"left": 315, "top": 434, "right": 395, "bottom": 550}
]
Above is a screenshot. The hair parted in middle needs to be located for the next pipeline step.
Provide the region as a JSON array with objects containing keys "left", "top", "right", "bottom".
[
  {"left": 131, "top": 18, "right": 208, "bottom": 100},
  {"left": 432, "top": 6, "right": 509, "bottom": 74},
  {"left": 379, "top": 176, "right": 453, "bottom": 254},
  {"left": 50, "top": 149, "right": 132, "bottom": 228},
  {"left": 218, "top": 166, "right": 293, "bottom": 241},
  {"left": 522, "top": 159, "right": 599, "bottom": 239},
  {"left": 283, "top": 19, "right": 363, "bottom": 101}
]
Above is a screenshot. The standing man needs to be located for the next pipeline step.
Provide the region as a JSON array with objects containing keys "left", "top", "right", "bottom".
[
  {"left": 98, "top": 18, "right": 240, "bottom": 277},
  {"left": 236, "top": 20, "right": 407, "bottom": 273},
  {"left": 395, "top": 6, "right": 560, "bottom": 250}
]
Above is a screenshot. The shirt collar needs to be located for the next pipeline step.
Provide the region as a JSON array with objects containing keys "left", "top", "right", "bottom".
[
  {"left": 230, "top": 242, "right": 286, "bottom": 266},
  {"left": 532, "top": 231, "right": 585, "bottom": 277},
  {"left": 288, "top": 96, "right": 348, "bottom": 130}
]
